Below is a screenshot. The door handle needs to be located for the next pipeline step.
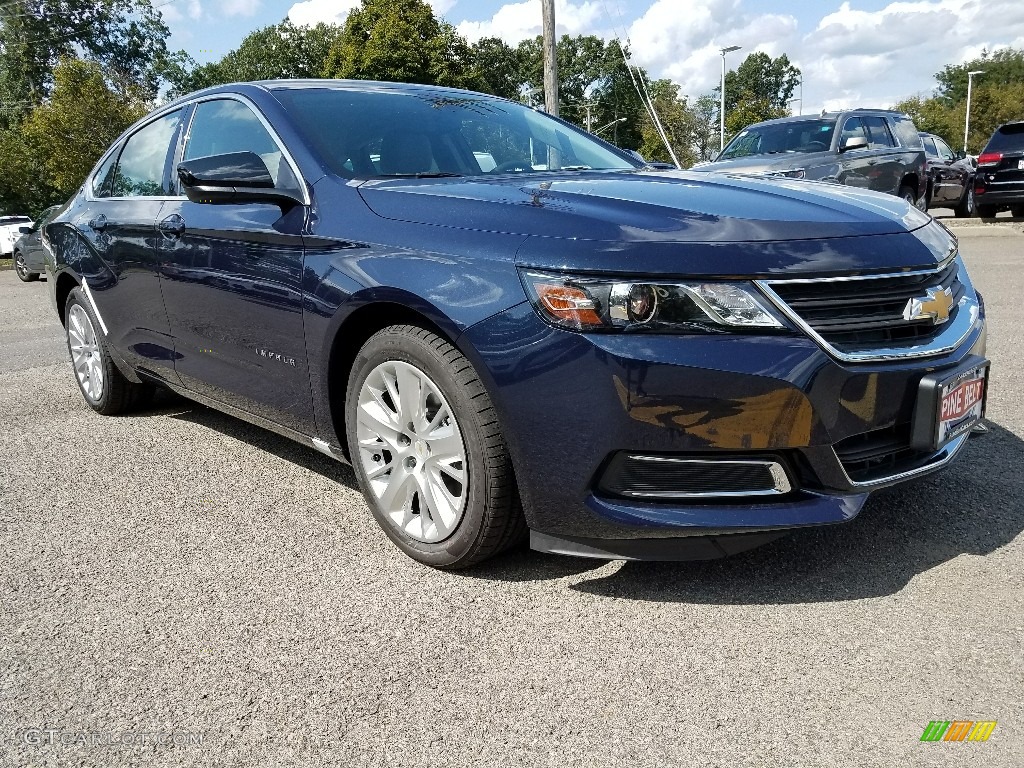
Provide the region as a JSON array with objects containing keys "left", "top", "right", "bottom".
[
  {"left": 158, "top": 214, "right": 185, "bottom": 238},
  {"left": 88, "top": 214, "right": 107, "bottom": 231}
]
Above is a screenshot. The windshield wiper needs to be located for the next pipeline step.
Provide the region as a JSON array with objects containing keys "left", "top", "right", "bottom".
[
  {"left": 559, "top": 165, "right": 593, "bottom": 171},
  {"left": 378, "top": 172, "right": 463, "bottom": 178}
]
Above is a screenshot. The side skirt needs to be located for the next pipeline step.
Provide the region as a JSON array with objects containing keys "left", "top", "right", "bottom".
[{"left": 158, "top": 378, "right": 350, "bottom": 466}]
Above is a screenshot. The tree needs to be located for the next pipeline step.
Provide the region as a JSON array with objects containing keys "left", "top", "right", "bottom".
[
  {"left": 169, "top": 19, "right": 344, "bottom": 95},
  {"left": 719, "top": 52, "right": 799, "bottom": 135},
  {"left": 469, "top": 37, "right": 524, "bottom": 101},
  {"left": 637, "top": 80, "right": 696, "bottom": 166},
  {"left": 323, "top": 0, "right": 474, "bottom": 88},
  {"left": 893, "top": 47, "right": 1024, "bottom": 153},
  {"left": 0, "top": 59, "right": 144, "bottom": 215},
  {"left": 0, "top": 0, "right": 173, "bottom": 122}
]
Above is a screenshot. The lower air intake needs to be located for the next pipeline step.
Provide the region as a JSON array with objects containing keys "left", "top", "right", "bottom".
[{"left": 597, "top": 454, "right": 792, "bottom": 500}]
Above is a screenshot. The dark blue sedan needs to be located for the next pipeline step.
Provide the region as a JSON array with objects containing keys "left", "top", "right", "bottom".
[{"left": 44, "top": 80, "right": 989, "bottom": 568}]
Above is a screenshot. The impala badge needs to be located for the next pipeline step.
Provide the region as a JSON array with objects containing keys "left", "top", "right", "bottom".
[{"left": 903, "top": 286, "right": 954, "bottom": 325}]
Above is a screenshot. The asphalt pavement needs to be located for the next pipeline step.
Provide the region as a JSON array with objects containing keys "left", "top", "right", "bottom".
[{"left": 1, "top": 223, "right": 1022, "bottom": 767}]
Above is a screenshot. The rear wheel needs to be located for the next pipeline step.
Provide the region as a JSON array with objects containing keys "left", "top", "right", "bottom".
[
  {"left": 898, "top": 185, "right": 920, "bottom": 209},
  {"left": 954, "top": 186, "right": 975, "bottom": 218},
  {"left": 64, "top": 287, "right": 152, "bottom": 415},
  {"left": 13, "top": 250, "right": 38, "bottom": 282},
  {"left": 345, "top": 325, "right": 524, "bottom": 569},
  {"left": 976, "top": 203, "right": 998, "bottom": 218}
]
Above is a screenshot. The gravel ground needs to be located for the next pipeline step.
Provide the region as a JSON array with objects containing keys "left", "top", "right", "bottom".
[{"left": 1, "top": 226, "right": 1022, "bottom": 767}]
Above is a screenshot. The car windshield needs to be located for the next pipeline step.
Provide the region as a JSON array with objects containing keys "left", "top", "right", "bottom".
[
  {"left": 719, "top": 119, "right": 837, "bottom": 160},
  {"left": 271, "top": 87, "right": 639, "bottom": 178}
]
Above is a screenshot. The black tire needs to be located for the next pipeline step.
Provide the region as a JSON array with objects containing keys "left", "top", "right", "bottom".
[
  {"left": 954, "top": 185, "right": 975, "bottom": 218},
  {"left": 976, "top": 203, "right": 998, "bottom": 218},
  {"left": 898, "top": 185, "right": 920, "bottom": 210},
  {"left": 345, "top": 325, "right": 524, "bottom": 569},
  {"left": 1011, "top": 205, "right": 1024, "bottom": 219},
  {"left": 13, "top": 250, "right": 38, "bottom": 282},
  {"left": 64, "top": 287, "right": 153, "bottom": 415}
]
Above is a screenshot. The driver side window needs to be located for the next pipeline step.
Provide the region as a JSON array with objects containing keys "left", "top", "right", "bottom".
[
  {"left": 841, "top": 117, "right": 867, "bottom": 148},
  {"left": 183, "top": 99, "right": 300, "bottom": 194}
]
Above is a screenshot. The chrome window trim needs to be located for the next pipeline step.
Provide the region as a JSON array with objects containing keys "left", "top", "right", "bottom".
[
  {"left": 835, "top": 433, "right": 970, "bottom": 490},
  {"left": 84, "top": 93, "right": 310, "bottom": 206},
  {"left": 755, "top": 254, "right": 979, "bottom": 363},
  {"left": 178, "top": 93, "right": 310, "bottom": 206},
  {"left": 617, "top": 456, "right": 792, "bottom": 499}
]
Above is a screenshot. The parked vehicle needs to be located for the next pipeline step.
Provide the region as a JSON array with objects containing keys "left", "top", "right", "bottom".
[
  {"left": 1, "top": 214, "right": 32, "bottom": 256},
  {"left": 45, "top": 81, "right": 987, "bottom": 568},
  {"left": 690, "top": 110, "right": 927, "bottom": 207},
  {"left": 920, "top": 133, "right": 976, "bottom": 217},
  {"left": 12, "top": 204, "right": 62, "bottom": 281},
  {"left": 974, "top": 121, "right": 1024, "bottom": 218}
]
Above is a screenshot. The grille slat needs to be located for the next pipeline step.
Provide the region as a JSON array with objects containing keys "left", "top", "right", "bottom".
[{"left": 765, "top": 260, "right": 964, "bottom": 353}]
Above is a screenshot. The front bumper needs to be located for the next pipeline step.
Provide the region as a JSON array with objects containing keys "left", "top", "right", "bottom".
[{"left": 460, "top": 302, "right": 986, "bottom": 554}]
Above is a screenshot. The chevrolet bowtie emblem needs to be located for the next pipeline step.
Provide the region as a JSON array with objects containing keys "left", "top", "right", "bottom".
[{"left": 903, "top": 286, "right": 954, "bottom": 325}]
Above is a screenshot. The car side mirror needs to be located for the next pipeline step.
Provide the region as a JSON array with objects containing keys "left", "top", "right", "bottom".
[
  {"left": 955, "top": 150, "right": 967, "bottom": 160},
  {"left": 177, "top": 151, "right": 303, "bottom": 208},
  {"left": 18, "top": 225, "right": 33, "bottom": 234},
  {"left": 840, "top": 136, "right": 868, "bottom": 153},
  {"left": 709, "top": 149, "right": 721, "bottom": 162}
]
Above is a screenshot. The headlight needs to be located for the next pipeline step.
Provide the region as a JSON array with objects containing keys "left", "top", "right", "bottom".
[{"left": 521, "top": 270, "right": 785, "bottom": 332}]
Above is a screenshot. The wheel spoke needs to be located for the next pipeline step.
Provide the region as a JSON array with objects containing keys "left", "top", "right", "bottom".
[
  {"left": 395, "top": 364, "right": 423, "bottom": 429},
  {"left": 421, "top": 470, "right": 459, "bottom": 533},
  {"left": 428, "top": 431, "right": 463, "bottom": 462},
  {"left": 357, "top": 401, "right": 402, "bottom": 449},
  {"left": 378, "top": 465, "right": 413, "bottom": 511}
]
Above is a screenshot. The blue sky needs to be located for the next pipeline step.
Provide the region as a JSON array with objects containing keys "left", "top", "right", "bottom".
[{"left": 162, "top": 0, "right": 1024, "bottom": 114}]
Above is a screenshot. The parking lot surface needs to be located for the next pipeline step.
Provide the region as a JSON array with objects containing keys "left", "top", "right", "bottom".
[{"left": 2, "top": 224, "right": 1023, "bottom": 767}]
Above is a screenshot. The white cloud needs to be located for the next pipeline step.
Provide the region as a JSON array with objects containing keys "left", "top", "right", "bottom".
[
  {"left": 287, "top": 0, "right": 457, "bottom": 27},
  {"left": 162, "top": 0, "right": 202, "bottom": 23},
  {"left": 457, "top": 0, "right": 605, "bottom": 44},
  {"left": 220, "top": 0, "right": 262, "bottom": 17}
]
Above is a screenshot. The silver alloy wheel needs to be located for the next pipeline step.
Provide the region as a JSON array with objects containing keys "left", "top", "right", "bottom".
[
  {"left": 68, "top": 304, "right": 104, "bottom": 401},
  {"left": 14, "top": 252, "right": 28, "bottom": 278},
  {"left": 965, "top": 187, "right": 975, "bottom": 213},
  {"left": 356, "top": 360, "right": 468, "bottom": 543}
]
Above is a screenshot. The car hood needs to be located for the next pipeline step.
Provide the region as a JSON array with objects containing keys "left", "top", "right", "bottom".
[
  {"left": 687, "top": 152, "right": 834, "bottom": 176},
  {"left": 357, "top": 169, "right": 926, "bottom": 245}
]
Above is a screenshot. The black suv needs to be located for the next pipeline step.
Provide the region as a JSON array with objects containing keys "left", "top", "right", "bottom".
[
  {"left": 975, "top": 121, "right": 1024, "bottom": 218},
  {"left": 691, "top": 109, "right": 927, "bottom": 207}
]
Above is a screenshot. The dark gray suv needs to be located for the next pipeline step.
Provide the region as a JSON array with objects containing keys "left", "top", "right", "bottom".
[{"left": 690, "top": 109, "right": 927, "bottom": 207}]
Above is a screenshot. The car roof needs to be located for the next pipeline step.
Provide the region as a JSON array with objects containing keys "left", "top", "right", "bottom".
[
  {"left": 0, "top": 215, "right": 30, "bottom": 221},
  {"left": 736, "top": 108, "right": 910, "bottom": 131}
]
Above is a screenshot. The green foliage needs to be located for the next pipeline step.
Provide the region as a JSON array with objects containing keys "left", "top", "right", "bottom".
[
  {"left": 0, "top": 59, "right": 144, "bottom": 215},
  {"left": 0, "top": 0, "right": 172, "bottom": 120},
  {"left": 168, "top": 19, "right": 344, "bottom": 95},
  {"left": 468, "top": 37, "right": 524, "bottom": 101},
  {"left": 894, "top": 48, "right": 1024, "bottom": 153},
  {"left": 323, "top": 0, "right": 474, "bottom": 88},
  {"left": 723, "top": 52, "right": 800, "bottom": 115}
]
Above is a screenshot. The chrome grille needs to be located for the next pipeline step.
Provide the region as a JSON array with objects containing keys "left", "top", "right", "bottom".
[{"left": 757, "top": 257, "right": 977, "bottom": 362}]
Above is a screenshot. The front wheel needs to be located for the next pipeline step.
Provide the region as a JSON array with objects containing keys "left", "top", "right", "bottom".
[
  {"left": 13, "top": 250, "right": 38, "bottom": 282},
  {"left": 898, "top": 185, "right": 921, "bottom": 210},
  {"left": 64, "top": 287, "right": 152, "bottom": 415},
  {"left": 345, "top": 325, "right": 525, "bottom": 569}
]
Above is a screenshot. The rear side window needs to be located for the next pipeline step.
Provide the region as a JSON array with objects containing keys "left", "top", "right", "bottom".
[
  {"left": 862, "top": 116, "right": 894, "bottom": 148},
  {"left": 91, "top": 150, "right": 119, "bottom": 198},
  {"left": 983, "top": 123, "right": 1024, "bottom": 153},
  {"left": 934, "top": 137, "right": 955, "bottom": 161},
  {"left": 889, "top": 115, "right": 924, "bottom": 148},
  {"left": 111, "top": 110, "right": 182, "bottom": 197},
  {"left": 922, "top": 137, "right": 937, "bottom": 157}
]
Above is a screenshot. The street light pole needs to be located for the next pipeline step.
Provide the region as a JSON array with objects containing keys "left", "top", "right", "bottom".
[
  {"left": 964, "top": 69, "right": 985, "bottom": 154},
  {"left": 720, "top": 45, "right": 741, "bottom": 152}
]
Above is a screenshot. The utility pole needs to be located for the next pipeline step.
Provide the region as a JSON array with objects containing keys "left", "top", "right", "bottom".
[{"left": 542, "top": 0, "right": 558, "bottom": 117}]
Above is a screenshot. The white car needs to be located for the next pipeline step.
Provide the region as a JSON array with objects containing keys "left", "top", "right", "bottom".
[{"left": 1, "top": 215, "right": 32, "bottom": 256}]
